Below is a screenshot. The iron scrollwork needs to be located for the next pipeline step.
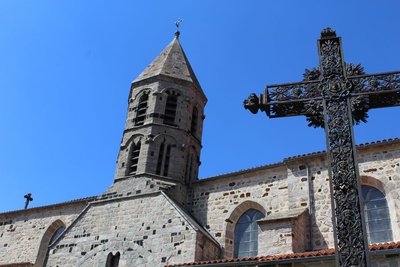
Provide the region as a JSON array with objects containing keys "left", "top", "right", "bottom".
[{"left": 241, "top": 28, "right": 400, "bottom": 267}]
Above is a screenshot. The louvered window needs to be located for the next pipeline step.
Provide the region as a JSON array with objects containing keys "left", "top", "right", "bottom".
[
  {"left": 163, "top": 93, "right": 178, "bottom": 126},
  {"left": 134, "top": 93, "right": 148, "bottom": 126},
  {"left": 126, "top": 142, "right": 141, "bottom": 175}
]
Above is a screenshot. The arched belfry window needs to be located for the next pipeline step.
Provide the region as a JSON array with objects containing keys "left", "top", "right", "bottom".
[
  {"left": 156, "top": 141, "right": 172, "bottom": 176},
  {"left": 126, "top": 141, "right": 141, "bottom": 176},
  {"left": 234, "top": 209, "right": 264, "bottom": 258},
  {"left": 134, "top": 93, "right": 149, "bottom": 126},
  {"left": 163, "top": 91, "right": 178, "bottom": 126},
  {"left": 190, "top": 107, "right": 198, "bottom": 135},
  {"left": 106, "top": 252, "right": 120, "bottom": 267},
  {"left": 362, "top": 185, "right": 393, "bottom": 244}
]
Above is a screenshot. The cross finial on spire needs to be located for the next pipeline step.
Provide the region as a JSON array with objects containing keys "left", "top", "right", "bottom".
[{"left": 175, "top": 18, "right": 183, "bottom": 38}]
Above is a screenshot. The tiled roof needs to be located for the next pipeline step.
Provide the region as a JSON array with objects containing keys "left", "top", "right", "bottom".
[
  {"left": 166, "top": 241, "right": 400, "bottom": 266},
  {"left": 284, "top": 137, "right": 400, "bottom": 161},
  {"left": 197, "top": 138, "right": 400, "bottom": 182},
  {"left": 0, "top": 196, "right": 97, "bottom": 216}
]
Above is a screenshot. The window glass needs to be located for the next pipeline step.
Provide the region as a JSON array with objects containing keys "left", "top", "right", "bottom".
[
  {"left": 362, "top": 185, "right": 392, "bottom": 244},
  {"left": 234, "top": 209, "right": 264, "bottom": 258},
  {"left": 49, "top": 226, "right": 65, "bottom": 244}
]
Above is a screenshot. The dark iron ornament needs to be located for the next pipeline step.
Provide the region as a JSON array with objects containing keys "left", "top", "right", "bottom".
[{"left": 244, "top": 28, "right": 400, "bottom": 267}]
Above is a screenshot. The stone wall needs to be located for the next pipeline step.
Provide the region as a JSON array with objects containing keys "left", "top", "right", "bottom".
[
  {"left": 191, "top": 141, "right": 400, "bottom": 257},
  {"left": 0, "top": 202, "right": 87, "bottom": 266},
  {"left": 190, "top": 164, "right": 289, "bottom": 257},
  {"left": 194, "top": 232, "right": 221, "bottom": 262},
  {"left": 46, "top": 192, "right": 216, "bottom": 267}
]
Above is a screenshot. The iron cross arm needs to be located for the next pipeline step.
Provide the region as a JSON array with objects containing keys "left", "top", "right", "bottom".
[
  {"left": 263, "top": 70, "right": 400, "bottom": 118},
  {"left": 244, "top": 70, "right": 400, "bottom": 128}
]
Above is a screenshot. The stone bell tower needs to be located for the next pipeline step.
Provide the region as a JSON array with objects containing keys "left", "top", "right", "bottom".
[{"left": 114, "top": 31, "right": 207, "bottom": 188}]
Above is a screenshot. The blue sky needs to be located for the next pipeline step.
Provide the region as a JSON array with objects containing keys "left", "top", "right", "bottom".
[{"left": 0, "top": 1, "right": 399, "bottom": 212}]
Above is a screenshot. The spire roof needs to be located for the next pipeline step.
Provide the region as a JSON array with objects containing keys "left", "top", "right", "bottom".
[{"left": 132, "top": 33, "right": 202, "bottom": 90}]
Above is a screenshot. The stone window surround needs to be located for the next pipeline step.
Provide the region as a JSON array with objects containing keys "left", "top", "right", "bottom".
[
  {"left": 134, "top": 92, "right": 150, "bottom": 126},
  {"left": 360, "top": 175, "right": 398, "bottom": 241},
  {"left": 35, "top": 219, "right": 66, "bottom": 267},
  {"left": 224, "top": 201, "right": 266, "bottom": 258},
  {"left": 223, "top": 176, "right": 389, "bottom": 259}
]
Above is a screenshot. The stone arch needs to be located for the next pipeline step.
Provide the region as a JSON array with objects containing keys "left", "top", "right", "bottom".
[
  {"left": 360, "top": 175, "right": 385, "bottom": 194},
  {"left": 159, "top": 87, "right": 182, "bottom": 96},
  {"left": 152, "top": 134, "right": 178, "bottom": 146},
  {"left": 224, "top": 201, "right": 266, "bottom": 258},
  {"left": 131, "top": 88, "right": 151, "bottom": 103},
  {"left": 122, "top": 134, "right": 144, "bottom": 149},
  {"left": 35, "top": 219, "right": 66, "bottom": 267}
]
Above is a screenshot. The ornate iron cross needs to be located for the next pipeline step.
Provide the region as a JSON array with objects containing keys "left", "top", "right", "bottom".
[{"left": 244, "top": 28, "right": 400, "bottom": 267}]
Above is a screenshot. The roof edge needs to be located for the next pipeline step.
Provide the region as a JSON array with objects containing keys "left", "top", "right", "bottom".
[
  {"left": 197, "top": 137, "right": 400, "bottom": 183},
  {"left": 0, "top": 196, "right": 97, "bottom": 216},
  {"left": 165, "top": 241, "right": 400, "bottom": 266},
  {"left": 131, "top": 74, "right": 207, "bottom": 103},
  {"left": 161, "top": 191, "right": 222, "bottom": 249}
]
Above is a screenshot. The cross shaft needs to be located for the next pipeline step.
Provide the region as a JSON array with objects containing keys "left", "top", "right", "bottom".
[
  {"left": 24, "top": 193, "right": 33, "bottom": 210},
  {"left": 244, "top": 28, "right": 400, "bottom": 267}
]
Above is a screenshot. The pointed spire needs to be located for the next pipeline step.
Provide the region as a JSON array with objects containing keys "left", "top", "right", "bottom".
[{"left": 132, "top": 31, "right": 202, "bottom": 91}]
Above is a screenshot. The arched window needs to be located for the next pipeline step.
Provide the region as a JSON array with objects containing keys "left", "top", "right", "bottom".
[
  {"left": 134, "top": 93, "right": 148, "bottom": 126},
  {"left": 190, "top": 107, "right": 198, "bottom": 135},
  {"left": 163, "top": 92, "right": 178, "bottom": 126},
  {"left": 362, "top": 185, "right": 393, "bottom": 244},
  {"left": 41, "top": 225, "right": 66, "bottom": 266},
  {"left": 49, "top": 226, "right": 65, "bottom": 245},
  {"left": 126, "top": 141, "right": 141, "bottom": 175},
  {"left": 156, "top": 141, "right": 172, "bottom": 176},
  {"left": 234, "top": 209, "right": 264, "bottom": 258},
  {"left": 106, "top": 252, "right": 120, "bottom": 267}
]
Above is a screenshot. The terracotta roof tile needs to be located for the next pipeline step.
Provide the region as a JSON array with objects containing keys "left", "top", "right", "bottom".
[
  {"left": 166, "top": 241, "right": 400, "bottom": 266},
  {"left": 284, "top": 137, "right": 400, "bottom": 161}
]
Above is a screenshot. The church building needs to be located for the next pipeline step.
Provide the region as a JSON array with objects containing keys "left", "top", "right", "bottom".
[{"left": 1, "top": 31, "right": 400, "bottom": 267}]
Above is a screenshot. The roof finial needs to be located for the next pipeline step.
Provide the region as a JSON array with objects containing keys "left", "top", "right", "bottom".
[{"left": 175, "top": 18, "right": 183, "bottom": 38}]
